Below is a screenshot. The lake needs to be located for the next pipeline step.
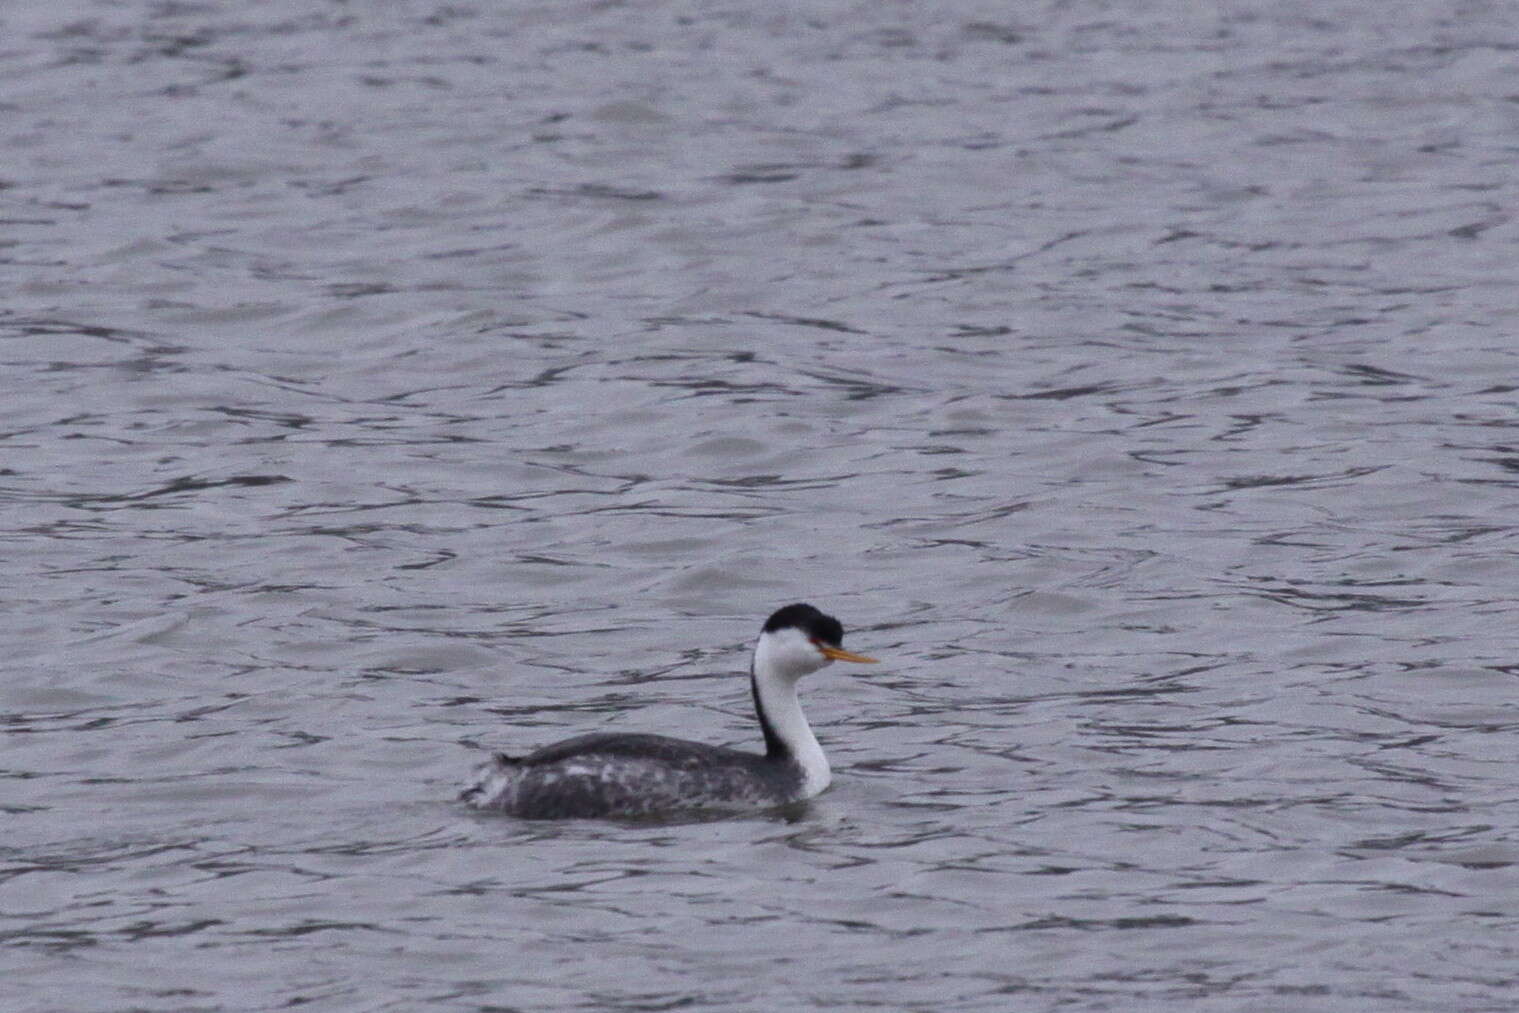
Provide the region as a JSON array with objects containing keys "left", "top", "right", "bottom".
[{"left": 4, "top": 2, "right": 1518, "bottom": 1010}]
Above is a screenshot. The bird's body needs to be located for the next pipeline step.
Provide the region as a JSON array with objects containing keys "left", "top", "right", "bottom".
[
  {"left": 463, "top": 733, "right": 802, "bottom": 819},
  {"left": 462, "top": 603, "right": 876, "bottom": 819}
]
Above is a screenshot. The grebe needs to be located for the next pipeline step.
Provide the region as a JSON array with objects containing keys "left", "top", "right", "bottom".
[{"left": 461, "top": 603, "right": 877, "bottom": 819}]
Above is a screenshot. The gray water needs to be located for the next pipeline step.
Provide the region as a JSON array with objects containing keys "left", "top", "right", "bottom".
[{"left": 5, "top": 1, "right": 1519, "bottom": 1010}]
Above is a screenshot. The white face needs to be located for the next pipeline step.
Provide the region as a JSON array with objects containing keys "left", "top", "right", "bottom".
[{"left": 753, "top": 625, "right": 831, "bottom": 682}]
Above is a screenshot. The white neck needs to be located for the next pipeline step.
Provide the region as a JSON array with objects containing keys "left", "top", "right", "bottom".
[{"left": 751, "top": 627, "right": 832, "bottom": 797}]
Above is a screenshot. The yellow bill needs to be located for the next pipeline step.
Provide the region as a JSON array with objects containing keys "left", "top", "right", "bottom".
[{"left": 818, "top": 644, "right": 879, "bottom": 664}]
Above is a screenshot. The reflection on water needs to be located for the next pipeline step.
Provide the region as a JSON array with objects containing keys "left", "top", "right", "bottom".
[{"left": 5, "top": 0, "right": 1519, "bottom": 1010}]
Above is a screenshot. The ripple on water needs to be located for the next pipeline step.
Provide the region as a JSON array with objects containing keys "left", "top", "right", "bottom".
[{"left": 6, "top": 0, "right": 1519, "bottom": 1011}]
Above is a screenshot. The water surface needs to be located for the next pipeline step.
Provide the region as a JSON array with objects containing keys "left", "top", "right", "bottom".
[{"left": 4, "top": 2, "right": 1519, "bottom": 1010}]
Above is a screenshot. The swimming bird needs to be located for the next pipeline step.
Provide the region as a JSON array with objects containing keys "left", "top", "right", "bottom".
[{"left": 461, "top": 603, "right": 878, "bottom": 819}]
